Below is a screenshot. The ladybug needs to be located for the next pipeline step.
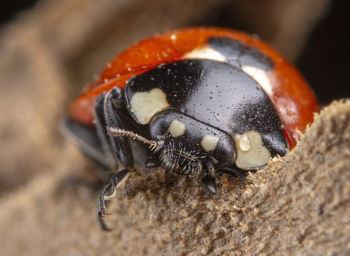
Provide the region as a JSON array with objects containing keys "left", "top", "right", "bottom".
[{"left": 63, "top": 28, "right": 318, "bottom": 228}]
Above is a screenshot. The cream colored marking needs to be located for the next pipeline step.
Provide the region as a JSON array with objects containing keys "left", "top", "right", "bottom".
[
  {"left": 238, "top": 134, "right": 251, "bottom": 151},
  {"left": 103, "top": 172, "right": 130, "bottom": 200},
  {"left": 170, "top": 34, "right": 177, "bottom": 41},
  {"left": 242, "top": 66, "right": 272, "bottom": 95},
  {"left": 182, "top": 47, "right": 226, "bottom": 62},
  {"left": 201, "top": 135, "right": 220, "bottom": 152},
  {"left": 130, "top": 88, "right": 170, "bottom": 124},
  {"left": 233, "top": 131, "right": 271, "bottom": 170},
  {"left": 168, "top": 119, "right": 186, "bottom": 137}
]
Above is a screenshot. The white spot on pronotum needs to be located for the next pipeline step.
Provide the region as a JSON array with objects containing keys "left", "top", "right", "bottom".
[
  {"left": 238, "top": 134, "right": 251, "bottom": 151},
  {"left": 241, "top": 66, "right": 272, "bottom": 95},
  {"left": 182, "top": 47, "right": 226, "bottom": 62},
  {"left": 168, "top": 119, "right": 185, "bottom": 137},
  {"left": 130, "top": 88, "right": 170, "bottom": 124},
  {"left": 233, "top": 131, "right": 271, "bottom": 170},
  {"left": 201, "top": 135, "right": 219, "bottom": 152}
]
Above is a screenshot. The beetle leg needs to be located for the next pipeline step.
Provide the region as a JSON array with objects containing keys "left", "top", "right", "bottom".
[
  {"left": 93, "top": 94, "right": 118, "bottom": 169},
  {"left": 94, "top": 88, "right": 138, "bottom": 231},
  {"left": 101, "top": 87, "right": 134, "bottom": 169},
  {"left": 97, "top": 169, "right": 130, "bottom": 217},
  {"left": 217, "top": 167, "right": 247, "bottom": 183},
  {"left": 61, "top": 117, "right": 111, "bottom": 170},
  {"left": 201, "top": 174, "right": 217, "bottom": 194}
]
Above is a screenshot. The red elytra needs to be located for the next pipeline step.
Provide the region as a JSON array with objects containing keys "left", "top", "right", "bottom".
[{"left": 70, "top": 27, "right": 319, "bottom": 148}]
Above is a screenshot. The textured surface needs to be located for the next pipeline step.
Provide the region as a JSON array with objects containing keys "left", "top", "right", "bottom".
[
  {"left": 0, "top": 100, "right": 349, "bottom": 256},
  {"left": 1, "top": 0, "right": 344, "bottom": 255}
]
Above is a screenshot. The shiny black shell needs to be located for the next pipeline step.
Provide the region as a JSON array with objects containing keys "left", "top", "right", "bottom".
[{"left": 125, "top": 59, "right": 287, "bottom": 159}]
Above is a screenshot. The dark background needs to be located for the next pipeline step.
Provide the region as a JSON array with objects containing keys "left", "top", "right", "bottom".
[
  {"left": 1, "top": 0, "right": 348, "bottom": 104},
  {"left": 0, "top": 0, "right": 38, "bottom": 24},
  {"left": 296, "top": 1, "right": 349, "bottom": 103},
  {"left": 204, "top": 1, "right": 350, "bottom": 104}
]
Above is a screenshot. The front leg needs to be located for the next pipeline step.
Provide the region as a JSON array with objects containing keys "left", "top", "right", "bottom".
[
  {"left": 94, "top": 87, "right": 134, "bottom": 170},
  {"left": 201, "top": 162, "right": 217, "bottom": 194},
  {"left": 97, "top": 169, "right": 130, "bottom": 217},
  {"left": 201, "top": 174, "right": 217, "bottom": 194},
  {"left": 202, "top": 165, "right": 247, "bottom": 194},
  {"left": 94, "top": 87, "right": 165, "bottom": 230},
  {"left": 217, "top": 167, "right": 247, "bottom": 185},
  {"left": 94, "top": 88, "right": 134, "bottom": 230}
]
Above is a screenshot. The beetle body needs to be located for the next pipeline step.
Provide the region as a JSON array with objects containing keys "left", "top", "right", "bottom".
[{"left": 63, "top": 28, "right": 318, "bottom": 228}]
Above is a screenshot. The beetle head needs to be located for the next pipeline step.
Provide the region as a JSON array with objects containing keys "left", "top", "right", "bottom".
[
  {"left": 108, "top": 109, "right": 237, "bottom": 177},
  {"left": 148, "top": 110, "right": 236, "bottom": 176}
]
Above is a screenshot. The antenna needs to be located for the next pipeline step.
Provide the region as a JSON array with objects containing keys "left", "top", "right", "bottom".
[{"left": 107, "top": 127, "right": 163, "bottom": 151}]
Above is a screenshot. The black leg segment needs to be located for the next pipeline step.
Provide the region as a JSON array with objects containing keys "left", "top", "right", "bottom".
[
  {"left": 97, "top": 169, "right": 130, "bottom": 217},
  {"left": 217, "top": 167, "right": 247, "bottom": 183},
  {"left": 102, "top": 87, "right": 134, "bottom": 169},
  {"left": 201, "top": 175, "right": 217, "bottom": 194}
]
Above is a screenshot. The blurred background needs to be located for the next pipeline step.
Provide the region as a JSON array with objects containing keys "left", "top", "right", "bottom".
[
  {"left": 0, "top": 0, "right": 348, "bottom": 215},
  {"left": 2, "top": 0, "right": 349, "bottom": 104},
  {"left": 0, "top": 0, "right": 349, "bottom": 254}
]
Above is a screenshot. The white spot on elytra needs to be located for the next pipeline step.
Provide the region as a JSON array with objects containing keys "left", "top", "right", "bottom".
[
  {"left": 233, "top": 130, "right": 271, "bottom": 170},
  {"left": 182, "top": 47, "right": 226, "bottom": 62},
  {"left": 170, "top": 34, "right": 177, "bottom": 41},
  {"left": 201, "top": 135, "right": 219, "bottom": 152},
  {"left": 238, "top": 134, "right": 251, "bottom": 151},
  {"left": 168, "top": 119, "right": 185, "bottom": 137},
  {"left": 130, "top": 88, "right": 170, "bottom": 124},
  {"left": 241, "top": 66, "right": 272, "bottom": 95}
]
